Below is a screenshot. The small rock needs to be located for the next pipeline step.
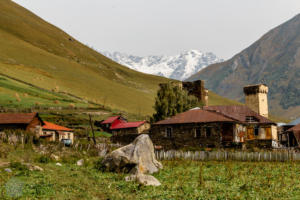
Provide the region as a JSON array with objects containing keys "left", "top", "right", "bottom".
[
  {"left": 4, "top": 168, "right": 12, "bottom": 173},
  {"left": 56, "top": 163, "right": 62, "bottom": 166},
  {"left": 76, "top": 159, "right": 84, "bottom": 166},
  {"left": 137, "top": 174, "right": 161, "bottom": 186},
  {"left": 125, "top": 173, "right": 161, "bottom": 186},
  {"left": 51, "top": 154, "right": 60, "bottom": 161},
  {"left": 30, "top": 165, "right": 44, "bottom": 171}
]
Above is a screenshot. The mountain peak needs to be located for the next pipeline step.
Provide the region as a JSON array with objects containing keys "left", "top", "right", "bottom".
[
  {"left": 102, "top": 50, "right": 223, "bottom": 81},
  {"left": 187, "top": 14, "right": 300, "bottom": 118}
]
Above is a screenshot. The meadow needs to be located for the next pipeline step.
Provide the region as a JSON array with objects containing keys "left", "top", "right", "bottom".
[{"left": 0, "top": 145, "right": 299, "bottom": 200}]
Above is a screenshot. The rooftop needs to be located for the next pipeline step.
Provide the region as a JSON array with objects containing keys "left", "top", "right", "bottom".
[
  {"left": 43, "top": 121, "right": 72, "bottom": 131},
  {"left": 154, "top": 109, "right": 235, "bottom": 125},
  {"left": 110, "top": 121, "right": 146, "bottom": 130},
  {"left": 203, "top": 105, "right": 274, "bottom": 124},
  {"left": 0, "top": 113, "right": 42, "bottom": 125},
  {"left": 101, "top": 116, "right": 120, "bottom": 124}
]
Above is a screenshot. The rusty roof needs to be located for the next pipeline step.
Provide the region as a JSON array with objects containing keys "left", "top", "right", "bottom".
[
  {"left": 154, "top": 109, "right": 235, "bottom": 125},
  {"left": 0, "top": 113, "right": 41, "bottom": 124},
  {"left": 203, "top": 105, "right": 274, "bottom": 124},
  {"left": 287, "top": 123, "right": 300, "bottom": 132}
]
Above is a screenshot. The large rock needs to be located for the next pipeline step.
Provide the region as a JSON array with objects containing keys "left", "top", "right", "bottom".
[{"left": 102, "top": 134, "right": 163, "bottom": 174}]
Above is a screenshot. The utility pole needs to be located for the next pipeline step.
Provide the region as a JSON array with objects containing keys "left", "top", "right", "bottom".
[{"left": 89, "top": 114, "right": 96, "bottom": 145}]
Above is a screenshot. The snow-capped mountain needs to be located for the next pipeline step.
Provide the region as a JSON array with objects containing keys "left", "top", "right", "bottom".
[{"left": 102, "top": 50, "right": 223, "bottom": 81}]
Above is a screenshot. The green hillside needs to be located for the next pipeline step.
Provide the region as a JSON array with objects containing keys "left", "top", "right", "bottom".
[{"left": 0, "top": 0, "right": 239, "bottom": 116}]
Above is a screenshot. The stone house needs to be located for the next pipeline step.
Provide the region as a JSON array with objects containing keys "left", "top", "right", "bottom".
[
  {"left": 41, "top": 121, "right": 74, "bottom": 144},
  {"left": 150, "top": 83, "right": 278, "bottom": 149},
  {"left": 150, "top": 106, "right": 276, "bottom": 149}
]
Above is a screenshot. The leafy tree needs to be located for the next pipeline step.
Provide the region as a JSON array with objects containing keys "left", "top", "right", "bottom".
[{"left": 151, "top": 82, "right": 202, "bottom": 122}]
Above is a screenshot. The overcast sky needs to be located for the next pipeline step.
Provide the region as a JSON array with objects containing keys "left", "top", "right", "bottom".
[{"left": 13, "top": 0, "right": 300, "bottom": 59}]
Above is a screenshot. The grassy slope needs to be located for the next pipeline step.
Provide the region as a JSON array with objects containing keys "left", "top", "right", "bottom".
[
  {"left": 0, "top": 0, "right": 241, "bottom": 116},
  {"left": 0, "top": 0, "right": 170, "bottom": 115}
]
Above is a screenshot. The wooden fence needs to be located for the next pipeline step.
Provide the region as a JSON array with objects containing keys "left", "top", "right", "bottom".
[{"left": 155, "top": 150, "right": 300, "bottom": 162}]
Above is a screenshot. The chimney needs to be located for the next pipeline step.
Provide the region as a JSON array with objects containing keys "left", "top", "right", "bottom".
[{"left": 243, "top": 84, "right": 269, "bottom": 118}]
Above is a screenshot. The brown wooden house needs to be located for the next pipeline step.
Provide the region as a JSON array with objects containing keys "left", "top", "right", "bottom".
[
  {"left": 0, "top": 113, "right": 44, "bottom": 135},
  {"left": 150, "top": 106, "right": 277, "bottom": 150}
]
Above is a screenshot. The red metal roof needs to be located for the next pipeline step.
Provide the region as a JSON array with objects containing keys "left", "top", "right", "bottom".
[
  {"left": 154, "top": 109, "right": 235, "bottom": 125},
  {"left": 203, "top": 105, "right": 274, "bottom": 124},
  {"left": 43, "top": 121, "right": 72, "bottom": 131},
  {"left": 101, "top": 116, "right": 120, "bottom": 124},
  {"left": 110, "top": 121, "right": 146, "bottom": 130},
  {"left": 0, "top": 113, "right": 39, "bottom": 124}
]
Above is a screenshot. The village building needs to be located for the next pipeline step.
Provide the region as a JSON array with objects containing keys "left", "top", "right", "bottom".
[
  {"left": 41, "top": 121, "right": 74, "bottom": 145},
  {"left": 0, "top": 113, "right": 44, "bottom": 135},
  {"left": 100, "top": 116, "right": 150, "bottom": 144},
  {"left": 150, "top": 83, "right": 278, "bottom": 149},
  {"left": 99, "top": 116, "right": 127, "bottom": 133},
  {"left": 278, "top": 118, "right": 300, "bottom": 148},
  {"left": 150, "top": 106, "right": 276, "bottom": 149}
]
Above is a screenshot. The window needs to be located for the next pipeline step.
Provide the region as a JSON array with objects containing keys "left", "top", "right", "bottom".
[
  {"left": 246, "top": 116, "right": 259, "bottom": 123},
  {"left": 166, "top": 128, "right": 172, "bottom": 138},
  {"left": 254, "top": 126, "right": 259, "bottom": 136},
  {"left": 205, "top": 127, "right": 212, "bottom": 137},
  {"left": 195, "top": 128, "right": 201, "bottom": 138}
]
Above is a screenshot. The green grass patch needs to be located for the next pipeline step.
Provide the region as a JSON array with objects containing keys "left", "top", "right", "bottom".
[{"left": 0, "top": 145, "right": 300, "bottom": 199}]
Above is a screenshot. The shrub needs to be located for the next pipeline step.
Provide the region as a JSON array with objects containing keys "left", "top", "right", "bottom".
[
  {"left": 94, "top": 158, "right": 105, "bottom": 171},
  {"left": 36, "top": 155, "right": 52, "bottom": 164},
  {"left": 10, "top": 161, "right": 28, "bottom": 171}
]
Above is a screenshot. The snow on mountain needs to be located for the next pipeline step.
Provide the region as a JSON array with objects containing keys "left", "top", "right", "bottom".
[{"left": 101, "top": 50, "right": 223, "bottom": 81}]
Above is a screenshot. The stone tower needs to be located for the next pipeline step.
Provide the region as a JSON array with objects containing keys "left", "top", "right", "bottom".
[
  {"left": 182, "top": 80, "right": 205, "bottom": 103},
  {"left": 243, "top": 84, "right": 269, "bottom": 118}
]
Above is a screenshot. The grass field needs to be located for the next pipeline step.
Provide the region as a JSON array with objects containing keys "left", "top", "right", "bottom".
[{"left": 0, "top": 145, "right": 299, "bottom": 200}]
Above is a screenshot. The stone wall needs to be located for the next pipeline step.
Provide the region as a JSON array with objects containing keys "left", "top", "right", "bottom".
[{"left": 150, "top": 123, "right": 231, "bottom": 150}]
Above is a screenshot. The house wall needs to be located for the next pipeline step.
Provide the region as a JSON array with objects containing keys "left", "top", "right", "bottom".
[
  {"left": 41, "top": 130, "right": 56, "bottom": 141},
  {"left": 233, "top": 124, "right": 247, "bottom": 143},
  {"left": 150, "top": 123, "right": 236, "bottom": 150},
  {"left": 271, "top": 125, "right": 278, "bottom": 140},
  {"left": 59, "top": 131, "right": 74, "bottom": 144},
  {"left": 112, "top": 127, "right": 139, "bottom": 135},
  {"left": 26, "top": 117, "right": 43, "bottom": 135},
  {"left": 41, "top": 130, "right": 74, "bottom": 144}
]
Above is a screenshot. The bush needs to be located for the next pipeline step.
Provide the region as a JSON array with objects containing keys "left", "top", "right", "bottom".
[
  {"left": 10, "top": 161, "right": 28, "bottom": 171},
  {"left": 36, "top": 155, "right": 52, "bottom": 164},
  {"left": 94, "top": 158, "right": 105, "bottom": 171}
]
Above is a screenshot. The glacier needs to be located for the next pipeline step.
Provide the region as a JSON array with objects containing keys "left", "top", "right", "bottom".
[{"left": 101, "top": 50, "right": 223, "bottom": 81}]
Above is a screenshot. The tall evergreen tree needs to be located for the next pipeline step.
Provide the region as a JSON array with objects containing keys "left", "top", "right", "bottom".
[{"left": 152, "top": 82, "right": 201, "bottom": 122}]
